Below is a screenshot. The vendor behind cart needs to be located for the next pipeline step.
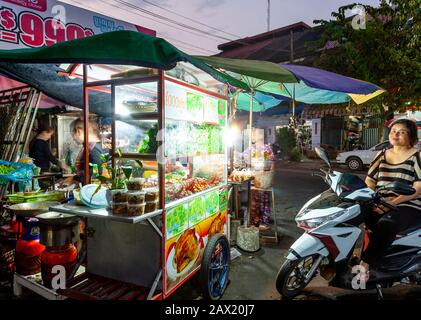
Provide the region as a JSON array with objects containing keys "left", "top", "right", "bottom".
[
  {"left": 29, "top": 126, "right": 63, "bottom": 173},
  {"left": 60, "top": 118, "right": 104, "bottom": 186}
]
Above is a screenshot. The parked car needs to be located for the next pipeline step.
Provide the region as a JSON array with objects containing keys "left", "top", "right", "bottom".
[{"left": 336, "top": 140, "right": 421, "bottom": 171}]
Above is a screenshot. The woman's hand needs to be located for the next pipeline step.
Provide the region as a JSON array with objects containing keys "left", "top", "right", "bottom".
[
  {"left": 57, "top": 176, "right": 75, "bottom": 187},
  {"left": 373, "top": 203, "right": 390, "bottom": 214}
]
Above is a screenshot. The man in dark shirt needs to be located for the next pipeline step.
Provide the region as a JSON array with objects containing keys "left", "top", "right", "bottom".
[
  {"left": 70, "top": 118, "right": 104, "bottom": 184},
  {"left": 29, "top": 127, "right": 61, "bottom": 173}
]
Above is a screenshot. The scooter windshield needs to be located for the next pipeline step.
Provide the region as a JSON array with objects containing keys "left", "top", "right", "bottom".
[
  {"left": 306, "top": 190, "right": 345, "bottom": 210},
  {"left": 336, "top": 173, "right": 367, "bottom": 196}
]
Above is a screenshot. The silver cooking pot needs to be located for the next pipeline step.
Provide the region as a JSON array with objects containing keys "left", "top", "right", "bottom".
[
  {"left": 7, "top": 201, "right": 61, "bottom": 218},
  {"left": 36, "top": 212, "right": 80, "bottom": 247}
]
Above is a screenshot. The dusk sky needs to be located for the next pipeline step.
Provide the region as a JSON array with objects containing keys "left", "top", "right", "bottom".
[{"left": 60, "top": 0, "right": 381, "bottom": 55}]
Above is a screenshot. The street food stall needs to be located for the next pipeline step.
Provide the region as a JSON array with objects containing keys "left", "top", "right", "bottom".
[
  {"left": 46, "top": 62, "right": 231, "bottom": 300},
  {"left": 0, "top": 31, "right": 237, "bottom": 300}
]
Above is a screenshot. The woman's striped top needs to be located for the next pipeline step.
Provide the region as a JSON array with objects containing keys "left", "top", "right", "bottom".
[{"left": 367, "top": 149, "right": 421, "bottom": 210}]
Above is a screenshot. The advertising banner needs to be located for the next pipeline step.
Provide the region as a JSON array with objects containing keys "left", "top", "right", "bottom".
[
  {"left": 164, "top": 186, "right": 228, "bottom": 296},
  {"left": 0, "top": 0, "right": 155, "bottom": 49},
  {"left": 165, "top": 81, "right": 221, "bottom": 124}
]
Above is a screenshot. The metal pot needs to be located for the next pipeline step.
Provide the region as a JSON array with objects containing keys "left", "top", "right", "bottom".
[
  {"left": 36, "top": 212, "right": 80, "bottom": 247},
  {"left": 7, "top": 201, "right": 61, "bottom": 218}
]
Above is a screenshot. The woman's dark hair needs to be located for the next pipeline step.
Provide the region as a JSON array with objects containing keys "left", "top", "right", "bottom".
[
  {"left": 389, "top": 118, "right": 418, "bottom": 147},
  {"left": 70, "top": 118, "right": 100, "bottom": 138},
  {"left": 37, "top": 125, "right": 54, "bottom": 134},
  {"left": 29, "top": 125, "right": 54, "bottom": 150}
]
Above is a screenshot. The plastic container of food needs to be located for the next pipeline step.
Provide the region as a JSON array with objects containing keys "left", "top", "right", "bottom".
[
  {"left": 145, "top": 200, "right": 159, "bottom": 213},
  {"left": 144, "top": 188, "right": 159, "bottom": 202},
  {"left": 110, "top": 189, "right": 127, "bottom": 203},
  {"left": 127, "top": 191, "right": 146, "bottom": 205},
  {"left": 127, "top": 178, "right": 145, "bottom": 191},
  {"left": 112, "top": 202, "right": 127, "bottom": 215},
  {"left": 127, "top": 203, "right": 146, "bottom": 216}
]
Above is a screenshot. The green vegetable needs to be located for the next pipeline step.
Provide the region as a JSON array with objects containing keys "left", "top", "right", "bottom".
[
  {"left": 0, "top": 164, "right": 14, "bottom": 175},
  {"left": 138, "top": 124, "right": 158, "bottom": 154}
]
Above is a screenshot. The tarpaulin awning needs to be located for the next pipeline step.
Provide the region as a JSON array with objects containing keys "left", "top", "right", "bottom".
[
  {"left": 0, "top": 63, "right": 111, "bottom": 115},
  {"left": 0, "top": 30, "right": 249, "bottom": 91},
  {"left": 194, "top": 56, "right": 385, "bottom": 105},
  {"left": 0, "top": 74, "right": 62, "bottom": 108}
]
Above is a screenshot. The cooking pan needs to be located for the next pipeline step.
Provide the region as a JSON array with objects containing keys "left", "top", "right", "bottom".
[{"left": 7, "top": 201, "right": 61, "bottom": 218}]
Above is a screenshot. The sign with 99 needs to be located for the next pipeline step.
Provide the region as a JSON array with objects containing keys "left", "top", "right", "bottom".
[{"left": 1, "top": 6, "right": 93, "bottom": 48}]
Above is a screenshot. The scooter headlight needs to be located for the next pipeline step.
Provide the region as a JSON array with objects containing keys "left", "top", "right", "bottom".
[{"left": 297, "top": 209, "right": 348, "bottom": 230}]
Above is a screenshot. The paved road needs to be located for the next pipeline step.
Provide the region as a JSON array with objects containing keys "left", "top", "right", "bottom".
[
  {"left": 221, "top": 164, "right": 327, "bottom": 300},
  {"left": 171, "top": 162, "right": 328, "bottom": 300},
  {"left": 173, "top": 161, "right": 421, "bottom": 300}
]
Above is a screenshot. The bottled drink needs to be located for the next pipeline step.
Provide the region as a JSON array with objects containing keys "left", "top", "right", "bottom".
[{"left": 65, "top": 149, "right": 74, "bottom": 167}]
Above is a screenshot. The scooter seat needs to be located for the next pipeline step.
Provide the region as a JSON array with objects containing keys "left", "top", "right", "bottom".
[{"left": 396, "top": 225, "right": 421, "bottom": 237}]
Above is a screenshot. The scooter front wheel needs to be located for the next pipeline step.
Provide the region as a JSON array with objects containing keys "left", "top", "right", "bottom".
[{"left": 276, "top": 255, "right": 321, "bottom": 299}]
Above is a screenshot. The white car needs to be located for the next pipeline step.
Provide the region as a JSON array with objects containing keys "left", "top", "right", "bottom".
[{"left": 336, "top": 141, "right": 421, "bottom": 171}]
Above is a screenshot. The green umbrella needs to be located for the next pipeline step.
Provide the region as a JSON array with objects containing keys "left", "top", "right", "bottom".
[{"left": 195, "top": 56, "right": 299, "bottom": 165}]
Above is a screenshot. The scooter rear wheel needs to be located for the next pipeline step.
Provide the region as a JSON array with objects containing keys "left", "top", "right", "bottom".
[{"left": 276, "top": 255, "right": 319, "bottom": 299}]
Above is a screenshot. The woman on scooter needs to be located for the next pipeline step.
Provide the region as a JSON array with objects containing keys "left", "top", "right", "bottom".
[{"left": 362, "top": 118, "right": 421, "bottom": 278}]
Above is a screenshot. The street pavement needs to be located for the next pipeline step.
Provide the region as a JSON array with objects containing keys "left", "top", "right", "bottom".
[
  {"left": 172, "top": 158, "right": 330, "bottom": 300},
  {"left": 173, "top": 159, "right": 421, "bottom": 300}
]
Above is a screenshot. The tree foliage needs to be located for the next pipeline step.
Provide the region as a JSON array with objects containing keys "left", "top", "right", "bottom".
[
  {"left": 277, "top": 127, "right": 296, "bottom": 159},
  {"left": 312, "top": 0, "right": 420, "bottom": 115}
]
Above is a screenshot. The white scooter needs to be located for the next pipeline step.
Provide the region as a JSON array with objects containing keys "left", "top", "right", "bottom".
[{"left": 276, "top": 147, "right": 421, "bottom": 299}]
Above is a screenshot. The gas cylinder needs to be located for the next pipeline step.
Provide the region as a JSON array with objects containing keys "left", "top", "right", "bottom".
[
  {"left": 41, "top": 244, "right": 77, "bottom": 289},
  {"left": 15, "top": 218, "right": 45, "bottom": 276}
]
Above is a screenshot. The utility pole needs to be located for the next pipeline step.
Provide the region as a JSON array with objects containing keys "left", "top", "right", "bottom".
[{"left": 267, "top": 0, "right": 270, "bottom": 31}]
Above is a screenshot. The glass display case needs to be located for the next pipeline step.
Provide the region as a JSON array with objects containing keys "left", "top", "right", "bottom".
[
  {"left": 163, "top": 79, "right": 227, "bottom": 205},
  {"left": 83, "top": 64, "right": 228, "bottom": 207}
]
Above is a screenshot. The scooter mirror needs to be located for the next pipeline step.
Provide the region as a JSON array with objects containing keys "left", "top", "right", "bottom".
[
  {"left": 383, "top": 182, "right": 416, "bottom": 196},
  {"left": 314, "top": 147, "right": 331, "bottom": 168}
]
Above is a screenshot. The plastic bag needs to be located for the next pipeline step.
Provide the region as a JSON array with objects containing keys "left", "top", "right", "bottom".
[{"left": 0, "top": 159, "right": 34, "bottom": 185}]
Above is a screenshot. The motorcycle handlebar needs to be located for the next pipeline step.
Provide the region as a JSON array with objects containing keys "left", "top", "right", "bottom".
[
  {"left": 320, "top": 168, "right": 329, "bottom": 175},
  {"left": 378, "top": 198, "right": 398, "bottom": 212}
]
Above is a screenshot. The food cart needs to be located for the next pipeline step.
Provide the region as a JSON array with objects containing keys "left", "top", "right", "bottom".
[{"left": 11, "top": 60, "right": 231, "bottom": 300}]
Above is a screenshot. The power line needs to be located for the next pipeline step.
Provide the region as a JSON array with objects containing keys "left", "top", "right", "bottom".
[
  {"left": 69, "top": 0, "right": 224, "bottom": 45},
  {"left": 69, "top": 0, "right": 219, "bottom": 54},
  {"left": 68, "top": 0, "right": 262, "bottom": 53},
  {"left": 142, "top": 0, "right": 241, "bottom": 39},
  {"left": 170, "top": 43, "right": 212, "bottom": 55},
  {"left": 100, "top": 0, "right": 226, "bottom": 44},
  {"left": 161, "top": 33, "right": 218, "bottom": 54},
  {"left": 109, "top": 0, "right": 235, "bottom": 42},
  {"left": 111, "top": 0, "right": 271, "bottom": 50}
]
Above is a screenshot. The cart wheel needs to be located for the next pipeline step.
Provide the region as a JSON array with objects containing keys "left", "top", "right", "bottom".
[{"left": 200, "top": 233, "right": 230, "bottom": 300}]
